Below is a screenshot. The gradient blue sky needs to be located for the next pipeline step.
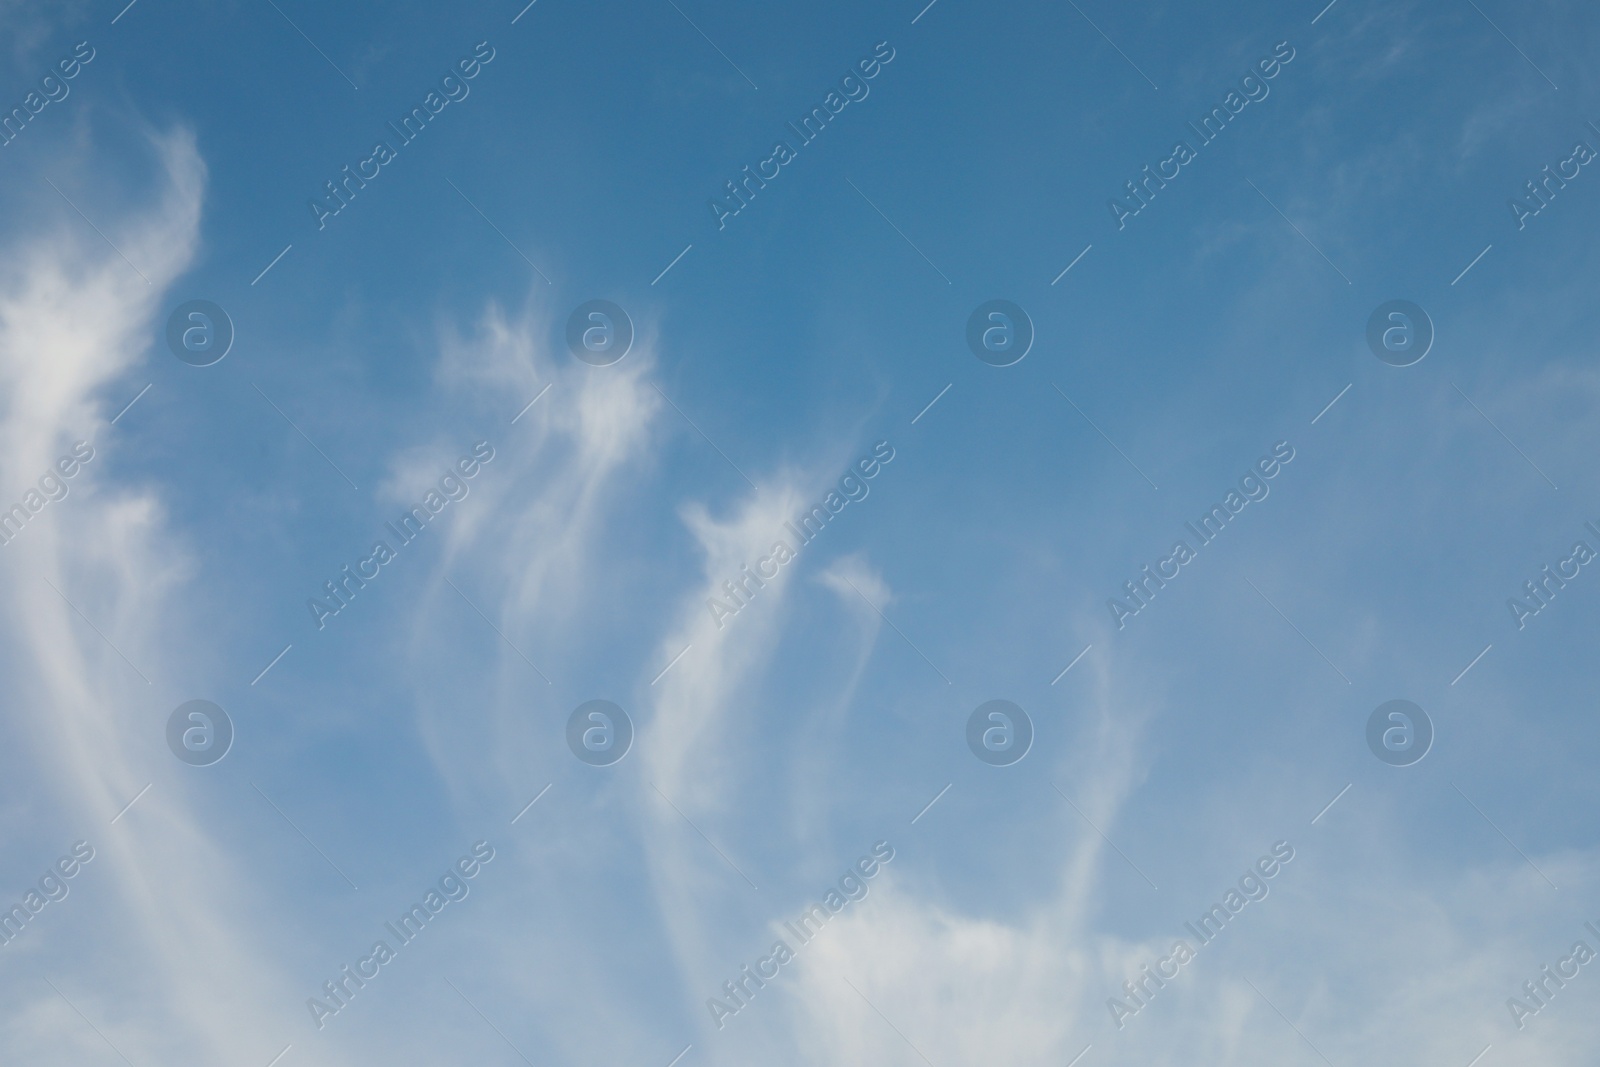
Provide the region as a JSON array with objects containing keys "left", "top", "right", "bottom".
[{"left": 2, "top": 0, "right": 1600, "bottom": 1064}]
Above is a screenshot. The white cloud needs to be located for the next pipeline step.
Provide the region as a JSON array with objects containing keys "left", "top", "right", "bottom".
[{"left": 0, "top": 128, "right": 322, "bottom": 1067}]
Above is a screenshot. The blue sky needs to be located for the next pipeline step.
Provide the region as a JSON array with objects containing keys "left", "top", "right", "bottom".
[{"left": 2, "top": 0, "right": 1600, "bottom": 1063}]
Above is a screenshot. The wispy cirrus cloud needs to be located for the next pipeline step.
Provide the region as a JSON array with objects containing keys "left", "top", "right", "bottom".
[{"left": 0, "top": 128, "right": 317, "bottom": 1066}]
